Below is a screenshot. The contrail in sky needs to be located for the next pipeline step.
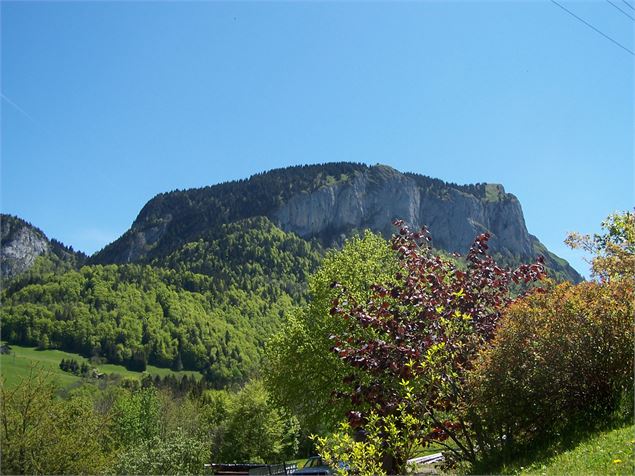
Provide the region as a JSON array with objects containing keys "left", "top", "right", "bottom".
[{"left": 1, "top": 93, "right": 37, "bottom": 123}]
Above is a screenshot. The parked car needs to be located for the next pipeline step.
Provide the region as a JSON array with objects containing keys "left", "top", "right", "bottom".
[{"left": 292, "top": 456, "right": 332, "bottom": 475}]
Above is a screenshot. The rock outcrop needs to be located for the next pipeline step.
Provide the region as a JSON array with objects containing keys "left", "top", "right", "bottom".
[
  {"left": 272, "top": 165, "right": 533, "bottom": 257},
  {"left": 1, "top": 215, "right": 50, "bottom": 279},
  {"left": 1, "top": 214, "right": 86, "bottom": 280}
]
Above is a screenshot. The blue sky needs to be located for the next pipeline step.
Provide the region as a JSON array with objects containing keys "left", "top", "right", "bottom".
[{"left": 1, "top": 1, "right": 633, "bottom": 277}]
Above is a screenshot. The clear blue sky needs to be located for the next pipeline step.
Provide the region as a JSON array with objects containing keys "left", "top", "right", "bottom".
[{"left": 2, "top": 1, "right": 633, "bottom": 278}]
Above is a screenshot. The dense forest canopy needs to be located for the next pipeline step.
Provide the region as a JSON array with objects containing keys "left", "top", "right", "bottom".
[{"left": 1, "top": 217, "right": 321, "bottom": 386}]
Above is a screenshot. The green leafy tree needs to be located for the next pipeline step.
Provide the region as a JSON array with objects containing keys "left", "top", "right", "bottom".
[
  {"left": 566, "top": 210, "right": 634, "bottom": 281},
  {"left": 265, "top": 231, "right": 399, "bottom": 434},
  {"left": 111, "top": 386, "right": 161, "bottom": 448},
  {"left": 213, "top": 380, "right": 300, "bottom": 464},
  {"left": 0, "top": 367, "right": 112, "bottom": 474}
]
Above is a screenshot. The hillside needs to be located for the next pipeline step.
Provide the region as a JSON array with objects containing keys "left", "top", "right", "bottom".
[{"left": 1, "top": 217, "right": 320, "bottom": 386}]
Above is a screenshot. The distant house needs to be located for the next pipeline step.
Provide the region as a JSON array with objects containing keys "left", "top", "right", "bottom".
[{"left": 91, "top": 369, "right": 105, "bottom": 379}]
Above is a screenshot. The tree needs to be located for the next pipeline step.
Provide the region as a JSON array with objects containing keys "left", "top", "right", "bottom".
[
  {"left": 565, "top": 210, "right": 634, "bottom": 281},
  {"left": 111, "top": 386, "right": 160, "bottom": 448},
  {"left": 321, "top": 222, "right": 545, "bottom": 472},
  {"left": 212, "top": 380, "right": 300, "bottom": 464},
  {"left": 0, "top": 366, "right": 111, "bottom": 474},
  {"left": 265, "top": 232, "right": 400, "bottom": 434},
  {"left": 109, "top": 430, "right": 209, "bottom": 475}
]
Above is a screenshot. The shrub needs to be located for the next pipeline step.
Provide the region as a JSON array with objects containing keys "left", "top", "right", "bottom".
[
  {"left": 109, "top": 430, "right": 209, "bottom": 475},
  {"left": 468, "top": 280, "right": 634, "bottom": 454},
  {"left": 211, "top": 380, "right": 300, "bottom": 464}
]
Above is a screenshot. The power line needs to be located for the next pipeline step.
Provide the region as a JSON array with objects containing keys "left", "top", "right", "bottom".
[
  {"left": 606, "top": 0, "right": 635, "bottom": 20},
  {"left": 622, "top": 1, "right": 635, "bottom": 11},
  {"left": 551, "top": 0, "right": 634, "bottom": 56}
]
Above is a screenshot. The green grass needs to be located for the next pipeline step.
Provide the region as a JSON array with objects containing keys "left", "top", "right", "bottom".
[
  {"left": 0, "top": 343, "right": 202, "bottom": 388},
  {"left": 514, "top": 424, "right": 634, "bottom": 476}
]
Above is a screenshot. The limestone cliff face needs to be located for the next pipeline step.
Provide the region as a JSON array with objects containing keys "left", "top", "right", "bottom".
[
  {"left": 273, "top": 167, "right": 421, "bottom": 242},
  {"left": 272, "top": 165, "right": 534, "bottom": 259},
  {"left": 1, "top": 215, "right": 50, "bottom": 279}
]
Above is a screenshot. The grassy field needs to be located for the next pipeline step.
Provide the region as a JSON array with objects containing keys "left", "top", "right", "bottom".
[
  {"left": 0, "top": 343, "right": 202, "bottom": 388},
  {"left": 515, "top": 424, "right": 635, "bottom": 476}
]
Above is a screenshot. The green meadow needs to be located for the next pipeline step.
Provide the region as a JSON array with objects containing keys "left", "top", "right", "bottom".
[{"left": 0, "top": 343, "right": 201, "bottom": 388}]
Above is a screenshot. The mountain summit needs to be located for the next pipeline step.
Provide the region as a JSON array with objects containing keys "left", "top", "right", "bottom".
[{"left": 93, "top": 163, "right": 581, "bottom": 282}]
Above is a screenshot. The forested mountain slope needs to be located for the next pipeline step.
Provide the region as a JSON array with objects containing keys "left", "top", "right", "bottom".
[{"left": 1, "top": 217, "right": 321, "bottom": 386}]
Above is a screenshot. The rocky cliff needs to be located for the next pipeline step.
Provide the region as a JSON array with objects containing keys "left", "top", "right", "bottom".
[
  {"left": 1, "top": 214, "right": 85, "bottom": 280},
  {"left": 92, "top": 163, "right": 582, "bottom": 282},
  {"left": 1, "top": 215, "right": 50, "bottom": 279}
]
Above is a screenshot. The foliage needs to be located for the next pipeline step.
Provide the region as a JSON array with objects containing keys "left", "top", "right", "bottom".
[
  {"left": 155, "top": 216, "right": 323, "bottom": 302},
  {"left": 59, "top": 357, "right": 92, "bottom": 376},
  {"left": 109, "top": 430, "right": 209, "bottom": 475},
  {"left": 265, "top": 231, "right": 400, "bottom": 434},
  {"left": 314, "top": 394, "right": 432, "bottom": 476},
  {"left": 142, "top": 372, "right": 207, "bottom": 398},
  {"left": 1, "top": 217, "right": 324, "bottom": 387},
  {"left": 211, "top": 380, "right": 300, "bottom": 464},
  {"left": 566, "top": 210, "right": 634, "bottom": 281},
  {"left": 0, "top": 363, "right": 302, "bottom": 474},
  {"left": 0, "top": 367, "right": 112, "bottom": 475},
  {"left": 313, "top": 416, "right": 387, "bottom": 476},
  {"left": 0, "top": 260, "right": 295, "bottom": 387},
  {"left": 323, "top": 222, "right": 545, "bottom": 471},
  {"left": 111, "top": 386, "right": 161, "bottom": 448},
  {"left": 467, "top": 279, "right": 634, "bottom": 457}
]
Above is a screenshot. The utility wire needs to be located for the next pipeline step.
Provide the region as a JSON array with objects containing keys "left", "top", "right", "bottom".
[
  {"left": 622, "top": 0, "right": 635, "bottom": 11},
  {"left": 606, "top": 0, "right": 635, "bottom": 20},
  {"left": 551, "top": 0, "right": 634, "bottom": 56}
]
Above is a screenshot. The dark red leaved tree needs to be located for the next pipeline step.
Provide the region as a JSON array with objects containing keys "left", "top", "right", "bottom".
[{"left": 329, "top": 221, "right": 545, "bottom": 470}]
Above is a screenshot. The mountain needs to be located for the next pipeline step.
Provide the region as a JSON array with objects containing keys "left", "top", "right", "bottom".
[
  {"left": 0, "top": 164, "right": 582, "bottom": 386},
  {"left": 92, "top": 163, "right": 581, "bottom": 282},
  {"left": 1, "top": 214, "right": 86, "bottom": 280}
]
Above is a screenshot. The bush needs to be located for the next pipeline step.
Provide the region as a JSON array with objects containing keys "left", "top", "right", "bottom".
[
  {"left": 111, "top": 386, "right": 161, "bottom": 448},
  {"left": 211, "top": 380, "right": 300, "bottom": 464},
  {"left": 109, "top": 430, "right": 209, "bottom": 475},
  {"left": 468, "top": 280, "right": 634, "bottom": 454}
]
